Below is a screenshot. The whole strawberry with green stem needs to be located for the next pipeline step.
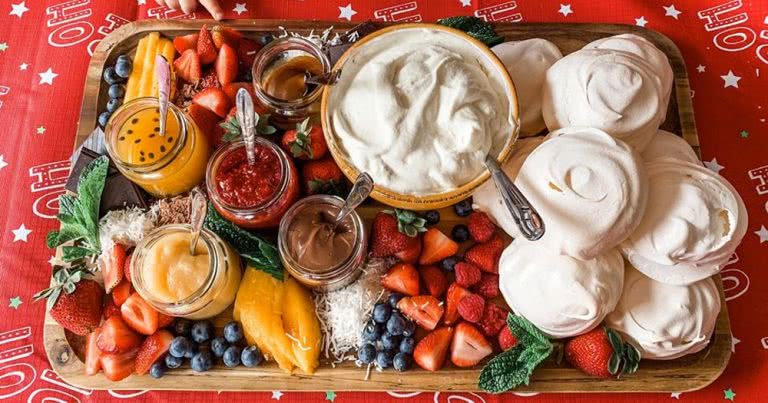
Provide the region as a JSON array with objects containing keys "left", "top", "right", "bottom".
[
  {"left": 34, "top": 266, "right": 103, "bottom": 336},
  {"left": 370, "top": 209, "right": 427, "bottom": 263},
  {"left": 565, "top": 327, "right": 641, "bottom": 378},
  {"left": 301, "top": 157, "right": 348, "bottom": 197},
  {"left": 281, "top": 117, "right": 328, "bottom": 160}
]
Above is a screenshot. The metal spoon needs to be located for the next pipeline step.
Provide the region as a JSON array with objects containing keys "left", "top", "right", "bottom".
[
  {"left": 188, "top": 188, "right": 207, "bottom": 256},
  {"left": 331, "top": 172, "right": 373, "bottom": 232},
  {"left": 484, "top": 155, "right": 545, "bottom": 241},
  {"left": 236, "top": 88, "right": 256, "bottom": 165},
  {"left": 154, "top": 55, "right": 171, "bottom": 137}
]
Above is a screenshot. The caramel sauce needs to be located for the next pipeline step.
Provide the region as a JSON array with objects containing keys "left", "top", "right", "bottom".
[{"left": 262, "top": 55, "right": 323, "bottom": 101}]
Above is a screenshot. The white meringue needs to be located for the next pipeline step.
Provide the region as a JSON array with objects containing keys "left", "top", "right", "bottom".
[
  {"left": 499, "top": 239, "right": 625, "bottom": 339},
  {"left": 472, "top": 136, "right": 545, "bottom": 236},
  {"left": 541, "top": 48, "right": 666, "bottom": 151},
  {"left": 513, "top": 127, "right": 647, "bottom": 260},
  {"left": 641, "top": 130, "right": 701, "bottom": 164},
  {"left": 605, "top": 265, "right": 720, "bottom": 360},
  {"left": 492, "top": 39, "right": 563, "bottom": 137},
  {"left": 621, "top": 159, "right": 748, "bottom": 285}
]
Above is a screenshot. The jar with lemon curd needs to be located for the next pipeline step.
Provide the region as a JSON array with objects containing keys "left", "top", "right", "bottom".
[
  {"left": 105, "top": 98, "right": 210, "bottom": 197},
  {"left": 130, "top": 224, "right": 241, "bottom": 320}
]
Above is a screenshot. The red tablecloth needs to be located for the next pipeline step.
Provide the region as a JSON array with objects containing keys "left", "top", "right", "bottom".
[{"left": 1, "top": 0, "right": 767, "bottom": 402}]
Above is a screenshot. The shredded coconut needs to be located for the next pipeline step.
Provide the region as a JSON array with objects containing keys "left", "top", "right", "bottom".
[
  {"left": 275, "top": 26, "right": 342, "bottom": 52},
  {"left": 98, "top": 206, "right": 157, "bottom": 253}
]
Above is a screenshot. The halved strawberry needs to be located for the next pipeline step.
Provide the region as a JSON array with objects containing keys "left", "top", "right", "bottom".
[
  {"left": 419, "top": 265, "right": 448, "bottom": 298},
  {"left": 85, "top": 329, "right": 103, "bottom": 375},
  {"left": 134, "top": 330, "right": 174, "bottom": 375},
  {"left": 103, "top": 299, "right": 121, "bottom": 320},
  {"left": 397, "top": 295, "right": 444, "bottom": 330},
  {"left": 100, "top": 243, "right": 126, "bottom": 293},
  {"left": 444, "top": 283, "right": 472, "bottom": 325},
  {"left": 414, "top": 326, "right": 454, "bottom": 372},
  {"left": 215, "top": 43, "right": 238, "bottom": 86},
  {"left": 419, "top": 228, "right": 459, "bottom": 265},
  {"left": 197, "top": 25, "right": 217, "bottom": 65},
  {"left": 199, "top": 68, "right": 220, "bottom": 89},
  {"left": 97, "top": 316, "right": 142, "bottom": 354},
  {"left": 100, "top": 350, "right": 137, "bottom": 382},
  {"left": 112, "top": 280, "right": 132, "bottom": 307},
  {"left": 381, "top": 263, "right": 420, "bottom": 296},
  {"left": 237, "top": 38, "right": 262, "bottom": 70},
  {"left": 120, "top": 293, "right": 159, "bottom": 336},
  {"left": 173, "top": 49, "right": 202, "bottom": 83},
  {"left": 192, "top": 87, "right": 232, "bottom": 118},
  {"left": 450, "top": 322, "right": 493, "bottom": 368},
  {"left": 173, "top": 33, "right": 199, "bottom": 54},
  {"left": 464, "top": 234, "right": 504, "bottom": 273},
  {"left": 123, "top": 253, "right": 133, "bottom": 284},
  {"left": 211, "top": 25, "right": 242, "bottom": 49},
  {"left": 158, "top": 313, "right": 175, "bottom": 329},
  {"left": 222, "top": 82, "right": 254, "bottom": 104},
  {"left": 187, "top": 103, "right": 221, "bottom": 145},
  {"left": 467, "top": 211, "right": 496, "bottom": 242}
]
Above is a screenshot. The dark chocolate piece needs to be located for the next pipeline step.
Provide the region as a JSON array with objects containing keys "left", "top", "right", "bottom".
[{"left": 328, "top": 21, "right": 378, "bottom": 64}]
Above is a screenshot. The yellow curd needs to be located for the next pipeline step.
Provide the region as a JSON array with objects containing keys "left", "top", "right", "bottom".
[{"left": 142, "top": 231, "right": 210, "bottom": 303}]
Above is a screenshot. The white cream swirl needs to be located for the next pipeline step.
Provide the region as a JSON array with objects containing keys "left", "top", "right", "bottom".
[
  {"left": 606, "top": 265, "right": 720, "bottom": 360},
  {"left": 542, "top": 48, "right": 665, "bottom": 151},
  {"left": 492, "top": 39, "right": 562, "bottom": 136},
  {"left": 641, "top": 130, "right": 700, "bottom": 164},
  {"left": 513, "top": 127, "right": 647, "bottom": 260},
  {"left": 499, "top": 239, "right": 625, "bottom": 339},
  {"left": 621, "top": 159, "right": 748, "bottom": 285}
]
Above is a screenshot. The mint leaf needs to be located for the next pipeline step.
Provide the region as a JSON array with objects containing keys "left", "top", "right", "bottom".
[
  {"left": 479, "top": 345, "right": 528, "bottom": 393},
  {"left": 62, "top": 245, "right": 95, "bottom": 262},
  {"left": 437, "top": 16, "right": 504, "bottom": 47},
  {"left": 508, "top": 314, "right": 551, "bottom": 348}
]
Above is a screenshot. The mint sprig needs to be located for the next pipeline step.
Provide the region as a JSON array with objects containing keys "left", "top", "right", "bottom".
[{"left": 437, "top": 16, "right": 504, "bottom": 47}]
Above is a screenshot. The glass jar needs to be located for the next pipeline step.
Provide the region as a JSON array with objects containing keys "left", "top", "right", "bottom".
[
  {"left": 206, "top": 138, "right": 300, "bottom": 229},
  {"left": 252, "top": 37, "right": 331, "bottom": 129},
  {"left": 105, "top": 97, "right": 211, "bottom": 197},
  {"left": 130, "top": 224, "right": 242, "bottom": 320},
  {"left": 278, "top": 195, "right": 367, "bottom": 291}
]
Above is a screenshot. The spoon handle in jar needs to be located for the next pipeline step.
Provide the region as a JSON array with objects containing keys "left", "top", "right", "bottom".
[
  {"left": 305, "top": 69, "right": 342, "bottom": 86},
  {"left": 236, "top": 88, "right": 256, "bottom": 165},
  {"left": 484, "top": 156, "right": 545, "bottom": 241},
  {"left": 188, "top": 188, "right": 208, "bottom": 256},
  {"left": 333, "top": 172, "right": 374, "bottom": 230},
  {"left": 155, "top": 55, "right": 171, "bottom": 137}
]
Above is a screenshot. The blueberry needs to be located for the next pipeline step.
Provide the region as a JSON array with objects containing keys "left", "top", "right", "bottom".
[
  {"left": 115, "top": 59, "right": 132, "bottom": 78},
  {"left": 223, "top": 321, "right": 244, "bottom": 344},
  {"left": 241, "top": 345, "right": 264, "bottom": 367},
  {"left": 423, "top": 210, "right": 440, "bottom": 225},
  {"left": 381, "top": 332, "right": 400, "bottom": 351},
  {"left": 173, "top": 318, "right": 192, "bottom": 336},
  {"left": 393, "top": 352, "right": 411, "bottom": 372},
  {"left": 454, "top": 198, "right": 473, "bottom": 217},
  {"left": 372, "top": 303, "right": 392, "bottom": 324},
  {"left": 223, "top": 345, "right": 242, "bottom": 367},
  {"left": 108, "top": 84, "right": 126, "bottom": 99},
  {"left": 116, "top": 54, "right": 132, "bottom": 65},
  {"left": 387, "top": 293, "right": 404, "bottom": 309},
  {"left": 191, "top": 321, "right": 213, "bottom": 343},
  {"left": 169, "top": 336, "right": 193, "bottom": 358},
  {"left": 97, "top": 111, "right": 111, "bottom": 128},
  {"left": 386, "top": 312, "right": 406, "bottom": 336},
  {"left": 190, "top": 350, "right": 213, "bottom": 372},
  {"left": 399, "top": 337, "right": 415, "bottom": 354},
  {"left": 451, "top": 224, "right": 470, "bottom": 243},
  {"left": 103, "top": 66, "right": 123, "bottom": 84},
  {"left": 211, "top": 336, "right": 228, "bottom": 358},
  {"left": 440, "top": 256, "right": 459, "bottom": 272},
  {"left": 184, "top": 342, "right": 198, "bottom": 359},
  {"left": 106, "top": 98, "right": 122, "bottom": 113},
  {"left": 357, "top": 343, "right": 376, "bottom": 364},
  {"left": 361, "top": 321, "right": 382, "bottom": 342},
  {"left": 150, "top": 361, "right": 166, "bottom": 378},
  {"left": 165, "top": 354, "right": 183, "bottom": 369},
  {"left": 402, "top": 320, "right": 416, "bottom": 338},
  {"left": 376, "top": 350, "right": 394, "bottom": 368}
]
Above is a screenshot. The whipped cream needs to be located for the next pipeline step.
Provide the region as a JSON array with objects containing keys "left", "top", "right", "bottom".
[
  {"left": 621, "top": 159, "right": 748, "bottom": 285},
  {"left": 473, "top": 137, "right": 545, "bottom": 236},
  {"left": 499, "top": 239, "right": 625, "bottom": 338},
  {"left": 513, "top": 127, "right": 647, "bottom": 260},
  {"left": 542, "top": 48, "right": 666, "bottom": 151},
  {"left": 606, "top": 265, "right": 720, "bottom": 360},
  {"left": 492, "top": 39, "right": 562, "bottom": 137},
  {"left": 641, "top": 130, "right": 700, "bottom": 164},
  {"left": 327, "top": 27, "right": 518, "bottom": 195}
]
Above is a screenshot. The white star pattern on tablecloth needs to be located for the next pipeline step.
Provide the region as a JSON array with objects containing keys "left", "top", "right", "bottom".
[
  {"left": 755, "top": 225, "right": 768, "bottom": 243},
  {"left": 721, "top": 70, "right": 741, "bottom": 88},
  {"left": 0, "top": 155, "right": 8, "bottom": 171},
  {"left": 635, "top": 16, "right": 648, "bottom": 27},
  {"left": 12, "top": 224, "right": 32, "bottom": 242},
  {"left": 558, "top": 4, "right": 573, "bottom": 17},
  {"left": 663, "top": 4, "right": 681, "bottom": 19},
  {"left": 272, "top": 391, "right": 284, "bottom": 400},
  {"left": 459, "top": 0, "right": 472, "bottom": 7},
  {"left": 38, "top": 68, "right": 58, "bottom": 85},
  {"left": 19, "top": 63, "right": 28, "bottom": 71},
  {"left": 9, "top": 1, "right": 29, "bottom": 18},
  {"left": 48, "top": 256, "right": 57, "bottom": 266},
  {"left": 732, "top": 336, "right": 740, "bottom": 352},
  {"left": 670, "top": 392, "right": 682, "bottom": 399},
  {"left": 704, "top": 158, "right": 724, "bottom": 173},
  {"left": 233, "top": 3, "right": 247, "bottom": 15},
  {"left": 696, "top": 64, "right": 705, "bottom": 73},
  {"left": 338, "top": 4, "right": 357, "bottom": 21},
  {"left": 0, "top": 42, "right": 7, "bottom": 52}
]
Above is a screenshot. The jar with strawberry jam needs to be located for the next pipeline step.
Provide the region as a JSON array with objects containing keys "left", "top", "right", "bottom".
[
  {"left": 206, "top": 138, "right": 300, "bottom": 229},
  {"left": 105, "top": 97, "right": 211, "bottom": 197}
]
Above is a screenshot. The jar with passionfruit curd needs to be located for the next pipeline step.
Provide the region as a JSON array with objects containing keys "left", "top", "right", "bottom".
[
  {"left": 105, "top": 97, "right": 211, "bottom": 197},
  {"left": 130, "top": 224, "right": 242, "bottom": 320}
]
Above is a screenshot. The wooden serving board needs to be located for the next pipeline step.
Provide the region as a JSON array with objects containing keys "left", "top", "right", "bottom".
[{"left": 45, "top": 19, "right": 731, "bottom": 393}]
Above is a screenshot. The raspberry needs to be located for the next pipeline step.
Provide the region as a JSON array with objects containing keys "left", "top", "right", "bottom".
[
  {"left": 474, "top": 273, "right": 500, "bottom": 299},
  {"left": 498, "top": 326, "right": 518, "bottom": 351},
  {"left": 478, "top": 303, "right": 508, "bottom": 337},
  {"left": 454, "top": 262, "right": 481, "bottom": 288},
  {"left": 457, "top": 294, "right": 485, "bottom": 323},
  {"left": 467, "top": 211, "right": 496, "bottom": 242}
]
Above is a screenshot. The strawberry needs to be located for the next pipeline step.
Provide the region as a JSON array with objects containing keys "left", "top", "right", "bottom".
[
  {"left": 237, "top": 38, "right": 262, "bottom": 70},
  {"left": 222, "top": 82, "right": 255, "bottom": 106},
  {"left": 478, "top": 303, "right": 508, "bottom": 337},
  {"left": 103, "top": 299, "right": 121, "bottom": 320},
  {"left": 369, "top": 209, "right": 426, "bottom": 262},
  {"left": 97, "top": 316, "right": 142, "bottom": 354},
  {"left": 301, "top": 157, "right": 347, "bottom": 197},
  {"left": 123, "top": 253, "right": 133, "bottom": 284},
  {"left": 211, "top": 25, "right": 242, "bottom": 49},
  {"left": 444, "top": 283, "right": 472, "bottom": 325},
  {"left": 100, "top": 350, "right": 137, "bottom": 382},
  {"left": 564, "top": 327, "right": 641, "bottom": 378},
  {"left": 173, "top": 33, "right": 199, "bottom": 54},
  {"left": 85, "top": 329, "right": 103, "bottom": 375},
  {"left": 199, "top": 68, "right": 220, "bottom": 89},
  {"left": 281, "top": 118, "right": 328, "bottom": 160},
  {"left": 394, "top": 239, "right": 421, "bottom": 265},
  {"left": 134, "top": 329, "right": 174, "bottom": 375},
  {"left": 187, "top": 103, "right": 222, "bottom": 145},
  {"left": 34, "top": 267, "right": 103, "bottom": 336},
  {"left": 450, "top": 322, "right": 493, "bottom": 368},
  {"left": 112, "top": 279, "right": 132, "bottom": 307},
  {"left": 467, "top": 211, "right": 496, "bottom": 242},
  {"left": 397, "top": 295, "right": 444, "bottom": 330},
  {"left": 464, "top": 234, "right": 504, "bottom": 273},
  {"left": 193, "top": 87, "right": 232, "bottom": 118},
  {"left": 419, "top": 265, "right": 448, "bottom": 297},
  {"left": 101, "top": 243, "right": 126, "bottom": 293},
  {"left": 498, "top": 326, "right": 518, "bottom": 351},
  {"left": 158, "top": 313, "right": 175, "bottom": 329},
  {"left": 215, "top": 43, "right": 238, "bottom": 86},
  {"left": 173, "top": 49, "right": 202, "bottom": 83},
  {"left": 474, "top": 273, "right": 500, "bottom": 299},
  {"left": 120, "top": 293, "right": 160, "bottom": 336},
  {"left": 413, "top": 326, "right": 454, "bottom": 372},
  {"left": 454, "top": 262, "right": 481, "bottom": 288},
  {"left": 381, "top": 263, "right": 420, "bottom": 296},
  {"left": 197, "top": 25, "right": 217, "bottom": 65},
  {"left": 457, "top": 293, "right": 485, "bottom": 323},
  {"left": 419, "top": 228, "right": 459, "bottom": 265}
]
